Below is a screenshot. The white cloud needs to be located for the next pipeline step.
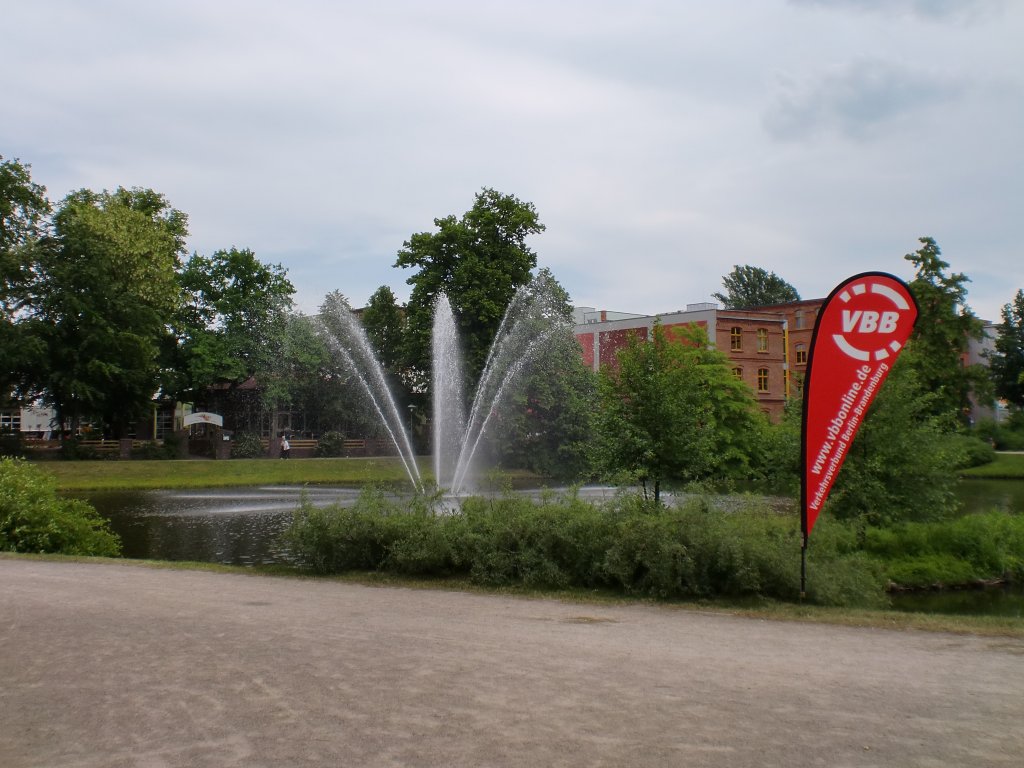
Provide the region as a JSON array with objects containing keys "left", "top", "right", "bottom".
[
  {"left": 764, "top": 59, "right": 964, "bottom": 141},
  {"left": 2, "top": 0, "right": 1022, "bottom": 322}
]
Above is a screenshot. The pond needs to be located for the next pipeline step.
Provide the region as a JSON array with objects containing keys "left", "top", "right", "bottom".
[
  {"left": 75, "top": 480, "right": 1024, "bottom": 616},
  {"left": 956, "top": 477, "right": 1024, "bottom": 515},
  {"left": 74, "top": 486, "right": 364, "bottom": 566},
  {"left": 75, "top": 485, "right": 625, "bottom": 567}
]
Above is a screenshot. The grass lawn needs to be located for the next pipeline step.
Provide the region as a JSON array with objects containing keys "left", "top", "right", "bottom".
[
  {"left": 35, "top": 456, "right": 428, "bottom": 491},
  {"left": 961, "top": 452, "right": 1024, "bottom": 480},
  {"left": 35, "top": 456, "right": 544, "bottom": 491}
]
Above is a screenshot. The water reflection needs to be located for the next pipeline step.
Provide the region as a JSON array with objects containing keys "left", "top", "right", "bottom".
[
  {"left": 956, "top": 478, "right": 1024, "bottom": 515},
  {"left": 75, "top": 486, "right": 363, "bottom": 566},
  {"left": 889, "top": 584, "right": 1023, "bottom": 618}
]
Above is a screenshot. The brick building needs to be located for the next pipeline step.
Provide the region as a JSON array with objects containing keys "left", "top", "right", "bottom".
[{"left": 573, "top": 299, "right": 826, "bottom": 421}]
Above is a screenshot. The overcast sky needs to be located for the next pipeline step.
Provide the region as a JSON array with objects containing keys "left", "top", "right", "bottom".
[{"left": 3, "top": 0, "right": 1021, "bottom": 322}]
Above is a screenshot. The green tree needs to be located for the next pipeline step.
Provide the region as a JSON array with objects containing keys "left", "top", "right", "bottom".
[
  {"left": 171, "top": 247, "right": 295, "bottom": 399},
  {"left": 902, "top": 237, "right": 988, "bottom": 423},
  {"left": 593, "top": 322, "right": 715, "bottom": 503},
  {"left": 679, "top": 324, "right": 768, "bottom": 481},
  {"left": 0, "top": 156, "right": 50, "bottom": 400},
  {"left": 493, "top": 269, "right": 596, "bottom": 479},
  {"left": 712, "top": 265, "right": 800, "bottom": 308},
  {"left": 828, "top": 362, "right": 965, "bottom": 526},
  {"left": 395, "top": 188, "right": 544, "bottom": 384},
  {"left": 260, "top": 312, "right": 380, "bottom": 438},
  {"left": 33, "top": 188, "right": 187, "bottom": 437},
  {"left": 360, "top": 285, "right": 406, "bottom": 373},
  {"left": 990, "top": 289, "right": 1024, "bottom": 409}
]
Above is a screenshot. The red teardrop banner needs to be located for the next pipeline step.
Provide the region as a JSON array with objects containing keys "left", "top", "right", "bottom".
[{"left": 801, "top": 272, "right": 918, "bottom": 540}]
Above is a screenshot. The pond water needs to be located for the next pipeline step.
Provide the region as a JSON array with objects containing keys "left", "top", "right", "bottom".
[
  {"left": 75, "top": 485, "right": 625, "bottom": 567},
  {"left": 74, "top": 486, "right": 364, "bottom": 566},
  {"left": 956, "top": 477, "right": 1024, "bottom": 515},
  {"left": 76, "top": 480, "right": 1024, "bottom": 616}
]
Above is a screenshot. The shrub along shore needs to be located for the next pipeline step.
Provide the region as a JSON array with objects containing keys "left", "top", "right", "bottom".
[
  {"left": 280, "top": 487, "right": 1024, "bottom": 606},
  {"left": 7, "top": 457, "right": 1023, "bottom": 616},
  {"left": 959, "top": 452, "right": 1024, "bottom": 480}
]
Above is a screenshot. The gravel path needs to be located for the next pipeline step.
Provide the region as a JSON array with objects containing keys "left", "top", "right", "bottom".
[{"left": 2, "top": 558, "right": 1022, "bottom": 767}]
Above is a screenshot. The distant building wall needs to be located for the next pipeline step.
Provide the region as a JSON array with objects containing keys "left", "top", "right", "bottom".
[{"left": 573, "top": 303, "right": 793, "bottom": 421}]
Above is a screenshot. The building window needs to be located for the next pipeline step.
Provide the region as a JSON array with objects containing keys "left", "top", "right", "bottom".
[
  {"left": 795, "top": 343, "right": 807, "bottom": 365},
  {"left": 731, "top": 367, "right": 743, "bottom": 380},
  {"left": 730, "top": 326, "right": 742, "bottom": 351},
  {"left": 757, "top": 368, "right": 770, "bottom": 392},
  {"left": 795, "top": 311, "right": 805, "bottom": 330},
  {"left": 0, "top": 410, "right": 20, "bottom": 432},
  {"left": 155, "top": 409, "right": 175, "bottom": 440},
  {"left": 757, "top": 328, "right": 769, "bottom": 353}
]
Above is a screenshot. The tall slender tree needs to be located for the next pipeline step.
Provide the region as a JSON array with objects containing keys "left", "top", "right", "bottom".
[
  {"left": 901, "top": 237, "right": 988, "bottom": 423},
  {"left": 360, "top": 285, "right": 405, "bottom": 373},
  {"left": 990, "top": 289, "right": 1024, "bottom": 409}
]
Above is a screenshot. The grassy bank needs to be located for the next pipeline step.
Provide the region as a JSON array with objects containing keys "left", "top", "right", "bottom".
[
  {"left": 4, "top": 551, "right": 1021, "bottom": 638},
  {"left": 34, "top": 456, "right": 544, "bottom": 491},
  {"left": 35, "top": 456, "right": 425, "bottom": 491},
  {"left": 961, "top": 452, "right": 1024, "bottom": 479}
]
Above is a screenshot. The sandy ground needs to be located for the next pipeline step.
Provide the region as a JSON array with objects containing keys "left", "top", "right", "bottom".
[{"left": 1, "top": 559, "right": 1022, "bottom": 768}]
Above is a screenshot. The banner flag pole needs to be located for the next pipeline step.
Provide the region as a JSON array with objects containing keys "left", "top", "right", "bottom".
[
  {"left": 799, "top": 272, "right": 918, "bottom": 598},
  {"left": 800, "top": 532, "right": 808, "bottom": 601}
]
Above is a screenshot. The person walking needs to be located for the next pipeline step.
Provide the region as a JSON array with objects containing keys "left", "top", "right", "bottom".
[{"left": 281, "top": 435, "right": 291, "bottom": 459}]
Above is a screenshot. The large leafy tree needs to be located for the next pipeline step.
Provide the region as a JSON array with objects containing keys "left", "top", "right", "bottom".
[
  {"left": 0, "top": 156, "right": 50, "bottom": 400},
  {"left": 171, "top": 247, "right": 295, "bottom": 400},
  {"left": 990, "top": 289, "right": 1024, "bottom": 409},
  {"left": 712, "top": 265, "right": 800, "bottom": 308},
  {"left": 901, "top": 237, "right": 987, "bottom": 423},
  {"left": 394, "top": 188, "right": 544, "bottom": 385},
  {"left": 33, "top": 188, "right": 187, "bottom": 437}
]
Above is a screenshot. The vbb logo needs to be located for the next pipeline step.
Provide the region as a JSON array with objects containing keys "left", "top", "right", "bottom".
[{"left": 830, "top": 279, "right": 913, "bottom": 362}]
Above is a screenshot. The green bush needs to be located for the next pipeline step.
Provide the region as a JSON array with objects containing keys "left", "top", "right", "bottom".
[
  {"left": 60, "top": 437, "right": 101, "bottom": 461},
  {"left": 886, "top": 554, "right": 975, "bottom": 588},
  {"left": 0, "top": 428, "right": 26, "bottom": 458},
  {"left": 949, "top": 434, "right": 996, "bottom": 468},
  {"left": 451, "top": 494, "right": 616, "bottom": 588},
  {"left": 231, "top": 432, "right": 265, "bottom": 459},
  {"left": 808, "top": 552, "right": 889, "bottom": 608},
  {"left": 975, "top": 416, "right": 1024, "bottom": 451},
  {"left": 0, "top": 457, "right": 121, "bottom": 556},
  {"left": 315, "top": 430, "right": 347, "bottom": 458},
  {"left": 132, "top": 440, "right": 177, "bottom": 460},
  {"left": 862, "top": 512, "right": 1024, "bottom": 587},
  {"left": 282, "top": 490, "right": 888, "bottom": 606},
  {"left": 602, "top": 506, "right": 693, "bottom": 597}
]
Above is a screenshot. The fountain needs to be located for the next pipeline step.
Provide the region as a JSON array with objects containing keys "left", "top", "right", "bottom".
[
  {"left": 315, "top": 293, "right": 424, "bottom": 491},
  {"left": 315, "top": 276, "right": 572, "bottom": 495}
]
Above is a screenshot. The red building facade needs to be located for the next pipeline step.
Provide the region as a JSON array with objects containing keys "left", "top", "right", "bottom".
[{"left": 573, "top": 299, "right": 825, "bottom": 421}]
